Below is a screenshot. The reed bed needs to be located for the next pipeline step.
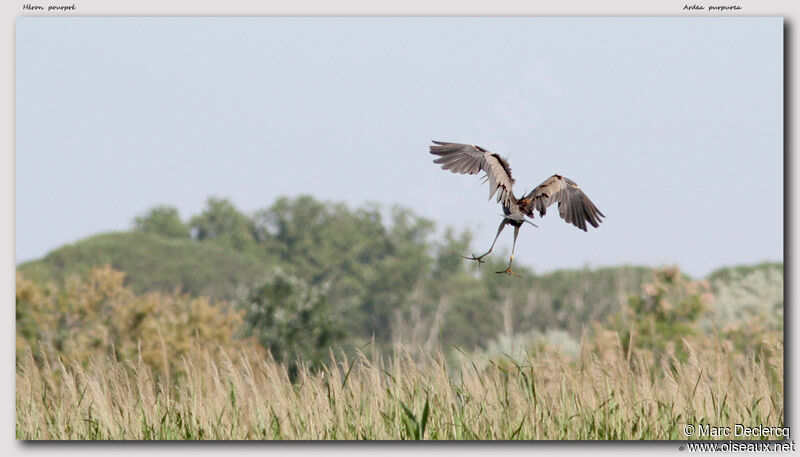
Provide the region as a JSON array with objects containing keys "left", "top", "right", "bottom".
[{"left": 16, "top": 335, "right": 783, "bottom": 441}]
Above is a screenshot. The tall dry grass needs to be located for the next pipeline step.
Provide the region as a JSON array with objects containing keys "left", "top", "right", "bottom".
[{"left": 16, "top": 334, "right": 782, "bottom": 440}]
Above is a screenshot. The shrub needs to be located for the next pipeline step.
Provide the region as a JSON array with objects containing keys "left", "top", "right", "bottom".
[
  {"left": 241, "top": 270, "right": 345, "bottom": 376},
  {"left": 604, "top": 266, "right": 714, "bottom": 363},
  {"left": 16, "top": 266, "right": 263, "bottom": 378}
]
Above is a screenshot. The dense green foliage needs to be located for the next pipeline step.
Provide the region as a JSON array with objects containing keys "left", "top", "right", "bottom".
[
  {"left": 707, "top": 261, "right": 783, "bottom": 283},
  {"left": 17, "top": 195, "right": 783, "bottom": 364},
  {"left": 242, "top": 270, "right": 345, "bottom": 375},
  {"left": 18, "top": 232, "right": 268, "bottom": 301},
  {"left": 610, "top": 266, "right": 713, "bottom": 362},
  {"left": 134, "top": 206, "right": 191, "bottom": 239},
  {"left": 190, "top": 197, "right": 262, "bottom": 254}
]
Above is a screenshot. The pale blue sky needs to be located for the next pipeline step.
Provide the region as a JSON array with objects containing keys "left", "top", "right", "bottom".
[{"left": 16, "top": 17, "right": 783, "bottom": 277}]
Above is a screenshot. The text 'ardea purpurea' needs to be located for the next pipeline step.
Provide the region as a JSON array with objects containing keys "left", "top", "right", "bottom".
[{"left": 429, "top": 141, "right": 605, "bottom": 277}]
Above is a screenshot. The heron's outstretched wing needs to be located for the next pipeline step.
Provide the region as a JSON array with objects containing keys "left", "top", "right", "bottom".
[
  {"left": 522, "top": 175, "right": 605, "bottom": 231},
  {"left": 429, "top": 141, "right": 515, "bottom": 207}
]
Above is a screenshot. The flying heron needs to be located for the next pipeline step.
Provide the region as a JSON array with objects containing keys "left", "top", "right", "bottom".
[{"left": 429, "top": 140, "right": 605, "bottom": 276}]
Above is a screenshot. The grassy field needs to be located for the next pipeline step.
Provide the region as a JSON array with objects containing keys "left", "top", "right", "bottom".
[{"left": 16, "top": 335, "right": 782, "bottom": 440}]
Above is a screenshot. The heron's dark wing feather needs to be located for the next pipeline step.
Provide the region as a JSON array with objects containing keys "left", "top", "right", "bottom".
[
  {"left": 430, "top": 141, "right": 515, "bottom": 207},
  {"left": 522, "top": 175, "right": 604, "bottom": 231}
]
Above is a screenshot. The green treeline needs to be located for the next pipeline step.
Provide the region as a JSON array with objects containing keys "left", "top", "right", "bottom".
[{"left": 17, "top": 195, "right": 783, "bottom": 372}]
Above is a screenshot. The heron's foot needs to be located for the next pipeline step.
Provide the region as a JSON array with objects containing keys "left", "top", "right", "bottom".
[
  {"left": 495, "top": 267, "right": 521, "bottom": 278},
  {"left": 461, "top": 254, "right": 487, "bottom": 265}
]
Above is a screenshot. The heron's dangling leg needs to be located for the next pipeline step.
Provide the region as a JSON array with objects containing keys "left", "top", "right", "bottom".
[
  {"left": 497, "top": 224, "right": 521, "bottom": 277},
  {"left": 462, "top": 219, "right": 508, "bottom": 265}
]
